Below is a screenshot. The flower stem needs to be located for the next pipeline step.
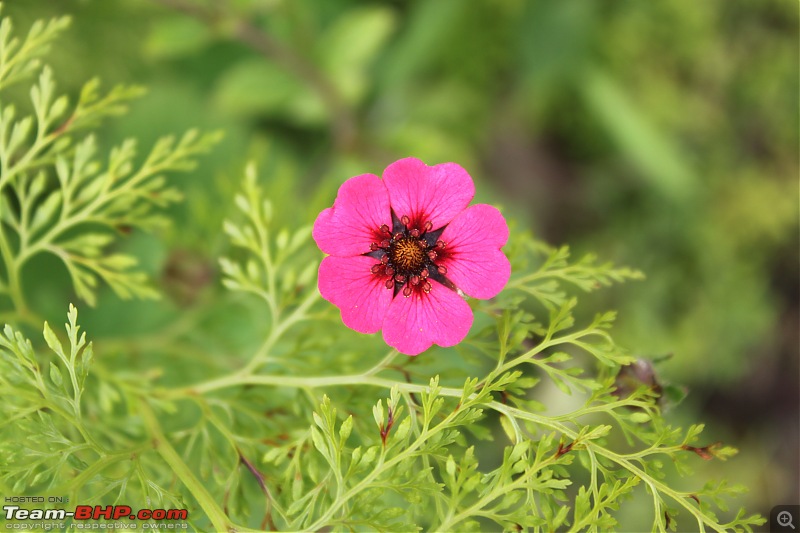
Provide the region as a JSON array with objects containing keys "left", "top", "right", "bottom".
[
  {"left": 166, "top": 370, "right": 726, "bottom": 532},
  {"left": 0, "top": 225, "right": 28, "bottom": 315},
  {"left": 138, "top": 399, "right": 243, "bottom": 532},
  {"left": 240, "top": 287, "right": 320, "bottom": 374}
]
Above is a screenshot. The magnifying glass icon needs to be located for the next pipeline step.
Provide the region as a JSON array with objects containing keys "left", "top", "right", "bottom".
[{"left": 778, "top": 510, "right": 796, "bottom": 530}]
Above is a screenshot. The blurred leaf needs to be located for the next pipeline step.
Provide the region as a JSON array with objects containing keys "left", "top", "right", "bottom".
[
  {"left": 377, "top": 0, "right": 464, "bottom": 89},
  {"left": 145, "top": 16, "right": 211, "bottom": 59},
  {"left": 582, "top": 69, "right": 695, "bottom": 200},
  {"left": 318, "top": 6, "right": 396, "bottom": 105},
  {"left": 213, "top": 57, "right": 325, "bottom": 123}
]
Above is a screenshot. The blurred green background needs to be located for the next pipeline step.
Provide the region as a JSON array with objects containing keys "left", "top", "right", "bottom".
[{"left": 7, "top": 0, "right": 798, "bottom": 526}]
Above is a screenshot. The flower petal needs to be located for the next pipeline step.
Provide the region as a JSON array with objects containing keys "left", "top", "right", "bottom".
[
  {"left": 382, "top": 281, "right": 473, "bottom": 355},
  {"left": 313, "top": 174, "right": 392, "bottom": 257},
  {"left": 439, "top": 204, "right": 510, "bottom": 299},
  {"left": 318, "top": 255, "right": 393, "bottom": 334},
  {"left": 383, "top": 158, "right": 475, "bottom": 231}
]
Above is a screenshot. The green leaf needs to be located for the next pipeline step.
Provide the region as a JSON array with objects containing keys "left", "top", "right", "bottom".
[
  {"left": 310, "top": 427, "right": 329, "bottom": 460},
  {"left": 339, "top": 415, "right": 353, "bottom": 443},
  {"left": 29, "top": 190, "right": 62, "bottom": 234},
  {"left": 499, "top": 414, "right": 518, "bottom": 443},
  {"left": 629, "top": 411, "right": 651, "bottom": 424},
  {"left": 48, "top": 361, "right": 63, "bottom": 388},
  {"left": 42, "top": 322, "right": 64, "bottom": 360},
  {"left": 446, "top": 455, "right": 456, "bottom": 477}
]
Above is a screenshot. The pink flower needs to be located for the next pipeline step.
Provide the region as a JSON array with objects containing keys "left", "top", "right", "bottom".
[{"left": 313, "top": 158, "right": 510, "bottom": 355}]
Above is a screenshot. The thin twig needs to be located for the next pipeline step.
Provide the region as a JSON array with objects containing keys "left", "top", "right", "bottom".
[{"left": 238, "top": 449, "right": 277, "bottom": 531}]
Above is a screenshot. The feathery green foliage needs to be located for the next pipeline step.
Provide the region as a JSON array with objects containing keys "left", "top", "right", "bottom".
[
  {"left": 0, "top": 6, "right": 767, "bottom": 533},
  {"left": 0, "top": 5, "right": 221, "bottom": 313}
]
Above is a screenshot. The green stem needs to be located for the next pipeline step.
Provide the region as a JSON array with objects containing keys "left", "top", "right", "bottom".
[
  {"left": 0, "top": 224, "right": 27, "bottom": 314},
  {"left": 305, "top": 397, "right": 470, "bottom": 531},
  {"left": 489, "top": 402, "right": 724, "bottom": 533},
  {"left": 165, "top": 370, "right": 723, "bottom": 532},
  {"left": 435, "top": 454, "right": 560, "bottom": 532},
  {"left": 138, "top": 399, "right": 243, "bottom": 532},
  {"left": 45, "top": 446, "right": 148, "bottom": 495},
  {"left": 240, "top": 287, "right": 320, "bottom": 374}
]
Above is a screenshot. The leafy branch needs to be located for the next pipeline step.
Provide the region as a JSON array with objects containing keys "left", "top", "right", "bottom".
[
  {"left": 0, "top": 8, "right": 220, "bottom": 313},
  {"left": 0, "top": 170, "right": 765, "bottom": 532},
  {"left": 0, "top": 4, "right": 69, "bottom": 91},
  {"left": 218, "top": 163, "right": 320, "bottom": 374},
  {"left": 506, "top": 240, "right": 644, "bottom": 310},
  {"left": 133, "top": 174, "right": 760, "bottom": 531},
  {"left": 0, "top": 305, "right": 246, "bottom": 531},
  {"left": 0, "top": 7, "right": 764, "bottom": 533}
]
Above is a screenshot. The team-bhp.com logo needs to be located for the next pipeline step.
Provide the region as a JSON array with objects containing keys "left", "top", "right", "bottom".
[{"left": 4, "top": 504, "right": 188, "bottom": 522}]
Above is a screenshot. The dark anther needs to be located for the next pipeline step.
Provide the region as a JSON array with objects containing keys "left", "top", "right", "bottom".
[
  {"left": 371, "top": 264, "right": 382, "bottom": 274},
  {"left": 681, "top": 443, "right": 721, "bottom": 461},
  {"left": 373, "top": 215, "right": 455, "bottom": 295},
  {"left": 555, "top": 440, "right": 575, "bottom": 458},
  {"left": 380, "top": 406, "right": 395, "bottom": 446}
]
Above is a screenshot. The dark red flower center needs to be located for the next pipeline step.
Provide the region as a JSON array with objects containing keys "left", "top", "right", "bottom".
[{"left": 368, "top": 214, "right": 450, "bottom": 297}]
